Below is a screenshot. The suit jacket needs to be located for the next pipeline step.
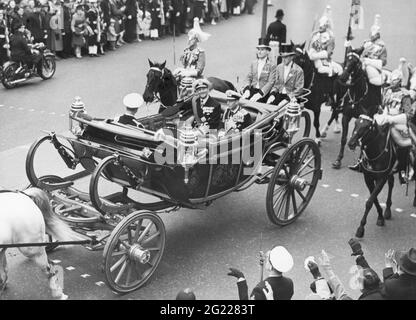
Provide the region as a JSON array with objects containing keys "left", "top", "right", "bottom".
[
  {"left": 265, "top": 20, "right": 286, "bottom": 43},
  {"left": 236, "top": 276, "right": 294, "bottom": 300},
  {"left": 271, "top": 62, "right": 304, "bottom": 96},
  {"left": 243, "top": 58, "right": 276, "bottom": 96},
  {"left": 382, "top": 267, "right": 416, "bottom": 300}
]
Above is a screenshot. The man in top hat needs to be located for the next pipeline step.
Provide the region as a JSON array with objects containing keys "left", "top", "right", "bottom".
[
  {"left": 179, "top": 78, "right": 222, "bottom": 132},
  {"left": 227, "top": 245, "right": 294, "bottom": 300},
  {"left": 308, "top": 5, "right": 342, "bottom": 77},
  {"left": 174, "top": 17, "right": 210, "bottom": 79},
  {"left": 219, "top": 90, "right": 252, "bottom": 136},
  {"left": 382, "top": 248, "right": 416, "bottom": 299},
  {"left": 266, "top": 43, "right": 304, "bottom": 106},
  {"left": 114, "top": 92, "right": 145, "bottom": 126},
  {"left": 241, "top": 38, "right": 276, "bottom": 103}
]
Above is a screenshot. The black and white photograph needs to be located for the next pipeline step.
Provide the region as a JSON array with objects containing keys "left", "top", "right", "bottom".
[{"left": 0, "top": 0, "right": 416, "bottom": 303}]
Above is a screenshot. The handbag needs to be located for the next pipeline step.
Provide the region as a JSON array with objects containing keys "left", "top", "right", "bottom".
[{"left": 150, "top": 28, "right": 159, "bottom": 38}]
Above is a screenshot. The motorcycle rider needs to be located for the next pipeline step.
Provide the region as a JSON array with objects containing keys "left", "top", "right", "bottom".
[{"left": 9, "top": 22, "right": 41, "bottom": 73}]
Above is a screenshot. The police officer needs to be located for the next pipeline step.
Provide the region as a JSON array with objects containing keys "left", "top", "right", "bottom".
[
  {"left": 220, "top": 90, "right": 252, "bottom": 135},
  {"left": 10, "top": 22, "right": 41, "bottom": 72}
]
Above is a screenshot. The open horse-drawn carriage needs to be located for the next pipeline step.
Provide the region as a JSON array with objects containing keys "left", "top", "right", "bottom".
[{"left": 24, "top": 89, "right": 321, "bottom": 293}]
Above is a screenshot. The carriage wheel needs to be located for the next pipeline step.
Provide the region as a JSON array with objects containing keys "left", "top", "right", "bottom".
[
  {"left": 103, "top": 211, "right": 166, "bottom": 293},
  {"left": 266, "top": 138, "right": 321, "bottom": 226}
]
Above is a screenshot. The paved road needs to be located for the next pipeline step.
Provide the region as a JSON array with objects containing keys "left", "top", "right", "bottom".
[{"left": 1, "top": 0, "right": 416, "bottom": 300}]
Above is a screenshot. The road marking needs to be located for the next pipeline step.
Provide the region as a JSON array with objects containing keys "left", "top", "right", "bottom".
[
  {"left": 411, "top": 213, "right": 416, "bottom": 218},
  {"left": 40, "top": 110, "right": 45, "bottom": 113},
  {"left": 335, "top": 188, "right": 343, "bottom": 192},
  {"left": 395, "top": 208, "right": 403, "bottom": 213},
  {"left": 95, "top": 281, "right": 105, "bottom": 287},
  {"left": 351, "top": 194, "right": 359, "bottom": 198},
  {"left": 51, "top": 259, "right": 61, "bottom": 264},
  {"left": 49, "top": 112, "right": 56, "bottom": 115},
  {"left": 60, "top": 113, "right": 66, "bottom": 117},
  {"left": 29, "top": 109, "right": 35, "bottom": 112},
  {"left": 0, "top": 104, "right": 4, "bottom": 107},
  {"left": 9, "top": 106, "right": 14, "bottom": 109},
  {"left": 18, "top": 107, "right": 24, "bottom": 110},
  {"left": 66, "top": 266, "right": 75, "bottom": 271},
  {"left": 80, "top": 274, "right": 91, "bottom": 278},
  {"left": 321, "top": 184, "right": 330, "bottom": 188}
]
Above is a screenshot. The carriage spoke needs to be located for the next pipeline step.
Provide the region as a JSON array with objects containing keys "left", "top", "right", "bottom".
[
  {"left": 297, "top": 156, "right": 315, "bottom": 175},
  {"left": 111, "top": 250, "right": 127, "bottom": 257},
  {"left": 141, "top": 231, "right": 161, "bottom": 245},
  {"left": 291, "top": 189, "right": 298, "bottom": 217},
  {"left": 115, "top": 260, "right": 128, "bottom": 284},
  {"left": 273, "top": 184, "right": 286, "bottom": 197},
  {"left": 110, "top": 255, "right": 127, "bottom": 273},
  {"left": 136, "top": 221, "right": 154, "bottom": 244},
  {"left": 295, "top": 146, "right": 312, "bottom": 172},
  {"left": 133, "top": 219, "right": 143, "bottom": 243},
  {"left": 284, "top": 190, "right": 291, "bottom": 220},
  {"left": 298, "top": 167, "right": 317, "bottom": 178},
  {"left": 127, "top": 226, "right": 133, "bottom": 244},
  {"left": 296, "top": 188, "right": 307, "bottom": 202},
  {"left": 273, "top": 186, "right": 287, "bottom": 208},
  {"left": 125, "top": 262, "right": 133, "bottom": 286},
  {"left": 276, "top": 189, "right": 288, "bottom": 219}
]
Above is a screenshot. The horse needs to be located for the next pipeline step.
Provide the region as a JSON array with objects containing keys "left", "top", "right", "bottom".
[
  {"left": 331, "top": 48, "right": 381, "bottom": 169},
  {"left": 293, "top": 41, "right": 340, "bottom": 144},
  {"left": 347, "top": 114, "right": 406, "bottom": 238},
  {"left": 142, "top": 59, "right": 237, "bottom": 111},
  {"left": 0, "top": 188, "right": 85, "bottom": 299}
]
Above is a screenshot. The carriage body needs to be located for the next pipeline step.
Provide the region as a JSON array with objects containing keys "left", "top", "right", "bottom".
[{"left": 25, "top": 91, "right": 321, "bottom": 294}]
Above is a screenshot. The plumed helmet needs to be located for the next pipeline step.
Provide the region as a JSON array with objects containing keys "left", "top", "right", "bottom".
[
  {"left": 188, "top": 17, "right": 211, "bottom": 42},
  {"left": 370, "top": 14, "right": 381, "bottom": 36},
  {"left": 123, "top": 93, "right": 144, "bottom": 109},
  {"left": 318, "top": 5, "right": 333, "bottom": 30}
]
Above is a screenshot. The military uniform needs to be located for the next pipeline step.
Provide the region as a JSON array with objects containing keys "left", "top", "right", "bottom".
[
  {"left": 180, "top": 95, "right": 221, "bottom": 130},
  {"left": 114, "top": 113, "right": 142, "bottom": 126},
  {"left": 360, "top": 38, "right": 388, "bottom": 86},
  {"left": 179, "top": 46, "right": 206, "bottom": 78},
  {"left": 222, "top": 106, "right": 252, "bottom": 133}
]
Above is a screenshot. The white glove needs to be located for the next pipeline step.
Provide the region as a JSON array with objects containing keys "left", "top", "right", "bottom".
[
  {"left": 262, "top": 281, "right": 274, "bottom": 300},
  {"left": 241, "top": 90, "right": 250, "bottom": 99},
  {"left": 249, "top": 93, "right": 262, "bottom": 102},
  {"left": 266, "top": 95, "right": 275, "bottom": 104},
  {"left": 344, "top": 40, "right": 352, "bottom": 47},
  {"left": 128, "top": 15, "right": 132, "bottom": 19},
  {"left": 187, "top": 7, "right": 190, "bottom": 13}
]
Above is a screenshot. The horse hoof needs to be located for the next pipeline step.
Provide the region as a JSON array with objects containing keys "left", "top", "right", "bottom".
[
  {"left": 376, "top": 218, "right": 385, "bottom": 226},
  {"left": 355, "top": 227, "right": 365, "bottom": 238},
  {"left": 332, "top": 160, "right": 341, "bottom": 169},
  {"left": 384, "top": 208, "right": 392, "bottom": 220}
]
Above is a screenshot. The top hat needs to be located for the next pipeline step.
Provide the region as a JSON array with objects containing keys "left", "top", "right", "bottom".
[
  {"left": 395, "top": 248, "right": 416, "bottom": 276},
  {"left": 279, "top": 43, "right": 295, "bottom": 57},
  {"left": 256, "top": 38, "right": 271, "bottom": 50}
]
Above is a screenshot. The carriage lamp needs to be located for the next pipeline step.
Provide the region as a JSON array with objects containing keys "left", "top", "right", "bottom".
[
  {"left": 69, "top": 96, "right": 87, "bottom": 136},
  {"left": 178, "top": 124, "right": 200, "bottom": 184},
  {"left": 283, "top": 99, "right": 302, "bottom": 135}
]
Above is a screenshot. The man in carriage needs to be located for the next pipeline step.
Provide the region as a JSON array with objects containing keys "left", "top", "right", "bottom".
[
  {"left": 266, "top": 43, "right": 304, "bottom": 106},
  {"left": 308, "top": 5, "right": 342, "bottom": 78},
  {"left": 240, "top": 38, "right": 277, "bottom": 103},
  {"left": 114, "top": 92, "right": 145, "bottom": 126},
  {"left": 219, "top": 90, "right": 252, "bottom": 136}
]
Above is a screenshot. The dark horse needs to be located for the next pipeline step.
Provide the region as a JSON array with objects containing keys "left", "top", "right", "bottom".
[
  {"left": 332, "top": 48, "right": 381, "bottom": 169},
  {"left": 143, "top": 59, "right": 237, "bottom": 110},
  {"left": 347, "top": 114, "right": 416, "bottom": 238},
  {"left": 293, "top": 41, "right": 340, "bottom": 144}
]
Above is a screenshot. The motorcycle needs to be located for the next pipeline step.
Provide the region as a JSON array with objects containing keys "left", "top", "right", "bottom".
[{"left": 1, "top": 42, "right": 56, "bottom": 89}]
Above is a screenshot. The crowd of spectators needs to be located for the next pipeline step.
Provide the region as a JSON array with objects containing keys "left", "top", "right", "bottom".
[
  {"left": 0, "top": 0, "right": 258, "bottom": 64},
  {"left": 176, "top": 240, "right": 416, "bottom": 300}
]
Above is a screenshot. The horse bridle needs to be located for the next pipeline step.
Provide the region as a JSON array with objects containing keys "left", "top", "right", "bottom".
[{"left": 145, "top": 67, "right": 165, "bottom": 101}]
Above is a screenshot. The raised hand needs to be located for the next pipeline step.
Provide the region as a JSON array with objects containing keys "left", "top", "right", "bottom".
[{"left": 227, "top": 267, "right": 244, "bottom": 279}]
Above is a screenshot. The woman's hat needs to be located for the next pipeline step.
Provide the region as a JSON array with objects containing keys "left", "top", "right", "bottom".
[
  {"left": 268, "top": 246, "right": 294, "bottom": 273},
  {"left": 256, "top": 38, "right": 271, "bottom": 51},
  {"left": 395, "top": 248, "right": 416, "bottom": 276},
  {"left": 279, "top": 43, "right": 295, "bottom": 57}
]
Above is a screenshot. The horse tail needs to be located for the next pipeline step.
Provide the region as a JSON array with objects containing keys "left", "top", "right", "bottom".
[{"left": 24, "top": 188, "right": 86, "bottom": 243}]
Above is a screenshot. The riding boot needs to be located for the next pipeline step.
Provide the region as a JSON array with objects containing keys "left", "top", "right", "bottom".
[{"left": 397, "top": 147, "right": 409, "bottom": 185}]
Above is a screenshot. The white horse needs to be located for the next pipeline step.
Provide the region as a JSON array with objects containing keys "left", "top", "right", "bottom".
[{"left": 0, "top": 188, "right": 85, "bottom": 299}]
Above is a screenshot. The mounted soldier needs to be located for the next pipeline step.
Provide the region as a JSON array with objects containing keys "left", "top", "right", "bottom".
[
  {"left": 308, "top": 6, "right": 342, "bottom": 78},
  {"left": 174, "top": 17, "right": 209, "bottom": 80}
]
